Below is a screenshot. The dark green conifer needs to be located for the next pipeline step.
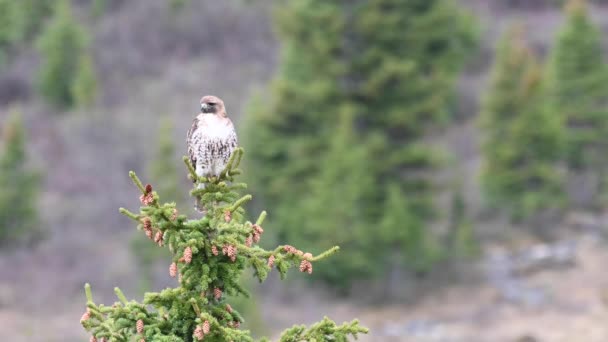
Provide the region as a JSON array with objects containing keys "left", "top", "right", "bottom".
[
  {"left": 0, "top": 111, "right": 40, "bottom": 246},
  {"left": 37, "top": 0, "right": 97, "bottom": 108},
  {"left": 244, "top": 0, "right": 476, "bottom": 286},
  {"left": 480, "top": 25, "right": 565, "bottom": 220},
  {"left": 546, "top": 0, "right": 608, "bottom": 206}
]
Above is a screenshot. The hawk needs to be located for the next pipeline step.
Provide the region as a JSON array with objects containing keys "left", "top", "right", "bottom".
[{"left": 187, "top": 95, "right": 238, "bottom": 212}]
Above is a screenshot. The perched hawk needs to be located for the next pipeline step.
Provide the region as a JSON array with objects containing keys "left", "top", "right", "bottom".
[{"left": 187, "top": 95, "right": 238, "bottom": 212}]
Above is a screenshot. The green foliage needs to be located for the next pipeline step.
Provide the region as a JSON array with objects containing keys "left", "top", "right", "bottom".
[
  {"left": 0, "top": 0, "right": 19, "bottom": 47},
  {"left": 480, "top": 25, "right": 565, "bottom": 221},
  {"left": 446, "top": 180, "right": 479, "bottom": 258},
  {"left": 72, "top": 52, "right": 98, "bottom": 108},
  {"left": 378, "top": 184, "right": 442, "bottom": 271},
  {"left": 91, "top": 0, "right": 107, "bottom": 19},
  {"left": 81, "top": 149, "right": 368, "bottom": 341},
  {"left": 37, "top": 0, "right": 97, "bottom": 108},
  {"left": 0, "top": 0, "right": 50, "bottom": 45},
  {"left": 546, "top": 0, "right": 608, "bottom": 203},
  {"left": 284, "top": 107, "right": 377, "bottom": 289},
  {"left": 13, "top": 0, "right": 52, "bottom": 42},
  {"left": 245, "top": 0, "right": 476, "bottom": 288},
  {"left": 0, "top": 111, "right": 40, "bottom": 247}
]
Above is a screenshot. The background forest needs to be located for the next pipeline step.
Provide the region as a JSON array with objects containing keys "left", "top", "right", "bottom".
[{"left": 2, "top": 0, "right": 608, "bottom": 341}]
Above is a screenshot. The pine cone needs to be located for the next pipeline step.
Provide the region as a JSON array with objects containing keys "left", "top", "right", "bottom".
[
  {"left": 283, "top": 245, "right": 297, "bottom": 254},
  {"left": 80, "top": 309, "right": 91, "bottom": 323},
  {"left": 211, "top": 245, "right": 219, "bottom": 256},
  {"left": 267, "top": 255, "right": 275, "bottom": 268},
  {"left": 154, "top": 231, "right": 164, "bottom": 246},
  {"left": 202, "top": 320, "right": 210, "bottom": 334},
  {"left": 139, "top": 192, "right": 154, "bottom": 206},
  {"left": 170, "top": 208, "right": 178, "bottom": 221},
  {"left": 252, "top": 224, "right": 264, "bottom": 243},
  {"left": 184, "top": 247, "right": 193, "bottom": 264},
  {"left": 194, "top": 325, "right": 205, "bottom": 340},
  {"left": 224, "top": 210, "right": 232, "bottom": 222},
  {"left": 90, "top": 337, "right": 97, "bottom": 342},
  {"left": 222, "top": 244, "right": 237, "bottom": 262},
  {"left": 226, "top": 304, "right": 233, "bottom": 313},
  {"left": 245, "top": 235, "right": 253, "bottom": 247},
  {"left": 252, "top": 224, "right": 264, "bottom": 235},
  {"left": 299, "top": 260, "right": 313, "bottom": 274},
  {"left": 169, "top": 262, "right": 177, "bottom": 277},
  {"left": 136, "top": 319, "right": 144, "bottom": 334},
  {"left": 303, "top": 252, "right": 313, "bottom": 260},
  {"left": 214, "top": 287, "right": 222, "bottom": 300}
]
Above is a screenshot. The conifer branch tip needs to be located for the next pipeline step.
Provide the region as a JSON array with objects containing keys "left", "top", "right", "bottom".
[
  {"left": 84, "top": 283, "right": 93, "bottom": 302},
  {"left": 128, "top": 171, "right": 146, "bottom": 193},
  {"left": 118, "top": 208, "right": 139, "bottom": 221},
  {"left": 255, "top": 211, "right": 267, "bottom": 225},
  {"left": 311, "top": 246, "right": 340, "bottom": 261},
  {"left": 114, "top": 287, "right": 128, "bottom": 305}
]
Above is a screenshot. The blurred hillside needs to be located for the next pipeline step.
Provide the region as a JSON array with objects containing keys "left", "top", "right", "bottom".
[{"left": 2, "top": 0, "right": 608, "bottom": 341}]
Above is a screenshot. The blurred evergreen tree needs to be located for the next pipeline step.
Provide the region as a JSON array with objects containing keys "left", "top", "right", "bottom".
[
  {"left": 0, "top": 0, "right": 50, "bottom": 68},
  {"left": 91, "top": 0, "right": 107, "bottom": 19},
  {"left": 37, "top": 0, "right": 97, "bottom": 109},
  {"left": 244, "top": 0, "right": 476, "bottom": 289},
  {"left": 290, "top": 107, "right": 377, "bottom": 289},
  {"left": 0, "top": 1, "right": 18, "bottom": 47},
  {"left": 72, "top": 52, "right": 98, "bottom": 108},
  {"left": 13, "top": 0, "right": 53, "bottom": 41},
  {"left": 0, "top": 111, "right": 40, "bottom": 247},
  {"left": 480, "top": 25, "right": 565, "bottom": 221},
  {"left": 0, "top": 0, "right": 18, "bottom": 66},
  {"left": 546, "top": 0, "right": 608, "bottom": 206}
]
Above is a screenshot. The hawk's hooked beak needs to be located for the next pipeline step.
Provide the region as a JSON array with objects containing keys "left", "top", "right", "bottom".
[{"left": 201, "top": 103, "right": 210, "bottom": 112}]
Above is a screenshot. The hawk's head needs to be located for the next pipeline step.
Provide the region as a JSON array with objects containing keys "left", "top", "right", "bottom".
[{"left": 200, "top": 95, "right": 227, "bottom": 117}]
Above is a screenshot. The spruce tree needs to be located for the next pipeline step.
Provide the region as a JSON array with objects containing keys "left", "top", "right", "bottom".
[
  {"left": 288, "top": 106, "right": 376, "bottom": 289},
  {"left": 546, "top": 0, "right": 608, "bottom": 205},
  {"left": 81, "top": 148, "right": 368, "bottom": 341},
  {"left": 0, "top": 111, "right": 40, "bottom": 246},
  {"left": 0, "top": 0, "right": 18, "bottom": 47},
  {"left": 37, "top": 0, "right": 96, "bottom": 108},
  {"left": 480, "top": 25, "right": 565, "bottom": 221},
  {"left": 12, "top": 0, "right": 52, "bottom": 42},
  {"left": 245, "top": 0, "right": 475, "bottom": 286},
  {"left": 72, "top": 52, "right": 98, "bottom": 108}
]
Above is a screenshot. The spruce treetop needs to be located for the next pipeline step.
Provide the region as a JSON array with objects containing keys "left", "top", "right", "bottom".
[{"left": 81, "top": 148, "right": 367, "bottom": 341}]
